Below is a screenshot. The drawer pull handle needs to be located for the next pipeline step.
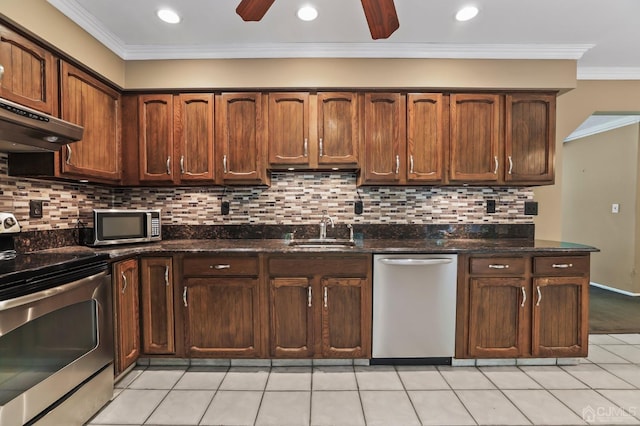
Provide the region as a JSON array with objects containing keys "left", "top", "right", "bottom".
[
  {"left": 508, "top": 155, "right": 513, "bottom": 175},
  {"left": 121, "top": 272, "right": 127, "bottom": 294},
  {"left": 211, "top": 264, "right": 231, "bottom": 269},
  {"left": 395, "top": 155, "right": 400, "bottom": 175},
  {"left": 223, "top": 155, "right": 228, "bottom": 174},
  {"left": 488, "top": 264, "right": 509, "bottom": 269},
  {"left": 304, "top": 138, "right": 308, "bottom": 157},
  {"left": 180, "top": 155, "right": 185, "bottom": 174},
  {"left": 66, "top": 144, "right": 73, "bottom": 165},
  {"left": 164, "top": 265, "right": 170, "bottom": 286},
  {"left": 552, "top": 263, "right": 573, "bottom": 269},
  {"left": 307, "top": 286, "right": 312, "bottom": 307},
  {"left": 166, "top": 156, "right": 171, "bottom": 175},
  {"left": 494, "top": 156, "right": 499, "bottom": 174},
  {"left": 520, "top": 286, "right": 526, "bottom": 308},
  {"left": 536, "top": 285, "right": 542, "bottom": 306},
  {"left": 183, "top": 287, "right": 188, "bottom": 307},
  {"left": 319, "top": 137, "right": 323, "bottom": 157}
]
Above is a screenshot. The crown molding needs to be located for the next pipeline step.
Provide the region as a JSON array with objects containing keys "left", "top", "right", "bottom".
[
  {"left": 577, "top": 67, "right": 640, "bottom": 80},
  {"left": 564, "top": 115, "right": 640, "bottom": 142}
]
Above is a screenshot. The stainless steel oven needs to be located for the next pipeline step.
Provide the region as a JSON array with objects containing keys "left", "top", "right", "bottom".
[{"left": 0, "top": 255, "right": 113, "bottom": 426}]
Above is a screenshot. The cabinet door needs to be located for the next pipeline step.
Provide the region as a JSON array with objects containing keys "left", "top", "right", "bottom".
[
  {"left": 361, "top": 93, "right": 405, "bottom": 184},
  {"left": 0, "top": 25, "right": 56, "bottom": 113},
  {"left": 317, "top": 92, "right": 358, "bottom": 165},
  {"left": 450, "top": 94, "right": 501, "bottom": 182},
  {"left": 113, "top": 259, "right": 139, "bottom": 375},
  {"left": 216, "top": 93, "right": 267, "bottom": 183},
  {"left": 140, "top": 257, "right": 175, "bottom": 355},
  {"left": 505, "top": 94, "right": 555, "bottom": 184},
  {"left": 268, "top": 92, "right": 309, "bottom": 165},
  {"left": 407, "top": 93, "right": 444, "bottom": 182},
  {"left": 59, "top": 61, "right": 121, "bottom": 182},
  {"left": 532, "top": 276, "right": 589, "bottom": 357},
  {"left": 468, "top": 277, "right": 528, "bottom": 357},
  {"left": 269, "top": 277, "right": 314, "bottom": 357},
  {"left": 321, "top": 277, "right": 370, "bottom": 358},
  {"left": 184, "top": 277, "right": 261, "bottom": 357},
  {"left": 139, "top": 94, "right": 174, "bottom": 182},
  {"left": 175, "top": 94, "right": 214, "bottom": 182}
]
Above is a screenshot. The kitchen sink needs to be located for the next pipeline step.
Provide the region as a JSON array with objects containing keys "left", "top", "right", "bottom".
[{"left": 286, "top": 238, "right": 356, "bottom": 248}]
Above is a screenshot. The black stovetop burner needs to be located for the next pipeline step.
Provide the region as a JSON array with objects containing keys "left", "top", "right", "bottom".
[{"left": 0, "top": 251, "right": 110, "bottom": 301}]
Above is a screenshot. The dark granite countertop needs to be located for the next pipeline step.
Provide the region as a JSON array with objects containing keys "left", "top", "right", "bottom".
[{"left": 37, "top": 238, "right": 598, "bottom": 261}]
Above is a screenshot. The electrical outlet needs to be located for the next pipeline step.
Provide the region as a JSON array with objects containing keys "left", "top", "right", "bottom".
[
  {"left": 524, "top": 201, "right": 538, "bottom": 215},
  {"left": 612, "top": 203, "right": 620, "bottom": 214},
  {"left": 221, "top": 201, "right": 230, "bottom": 215},
  {"left": 354, "top": 200, "right": 364, "bottom": 215},
  {"left": 29, "top": 200, "right": 43, "bottom": 218},
  {"left": 486, "top": 199, "right": 496, "bottom": 214}
]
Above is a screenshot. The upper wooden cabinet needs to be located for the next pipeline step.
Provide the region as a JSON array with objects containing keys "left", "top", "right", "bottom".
[
  {"left": 59, "top": 61, "right": 121, "bottom": 182},
  {"left": 268, "top": 92, "right": 359, "bottom": 169},
  {"left": 360, "top": 92, "right": 406, "bottom": 184},
  {"left": 316, "top": 92, "right": 359, "bottom": 166},
  {"left": 505, "top": 93, "right": 556, "bottom": 185},
  {"left": 174, "top": 94, "right": 215, "bottom": 183},
  {"left": 0, "top": 25, "right": 56, "bottom": 114},
  {"left": 216, "top": 92, "right": 269, "bottom": 185},
  {"left": 268, "top": 92, "right": 309, "bottom": 166},
  {"left": 449, "top": 93, "right": 501, "bottom": 183},
  {"left": 406, "top": 93, "right": 446, "bottom": 183},
  {"left": 138, "top": 94, "right": 174, "bottom": 183}
]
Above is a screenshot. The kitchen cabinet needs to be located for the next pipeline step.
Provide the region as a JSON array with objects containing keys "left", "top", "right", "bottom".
[
  {"left": 449, "top": 93, "right": 501, "bottom": 183},
  {"left": 360, "top": 92, "right": 406, "bottom": 184},
  {"left": 268, "top": 92, "right": 359, "bottom": 169},
  {"left": 267, "top": 255, "right": 371, "bottom": 358},
  {"left": 216, "top": 92, "right": 269, "bottom": 185},
  {"left": 268, "top": 92, "right": 309, "bottom": 166},
  {"left": 140, "top": 257, "right": 175, "bottom": 355},
  {"left": 59, "top": 61, "right": 121, "bottom": 182},
  {"left": 456, "top": 254, "right": 589, "bottom": 358},
  {"left": 113, "top": 258, "right": 140, "bottom": 376},
  {"left": 406, "top": 93, "right": 446, "bottom": 183},
  {"left": 174, "top": 94, "right": 215, "bottom": 183},
  {"left": 181, "top": 254, "right": 264, "bottom": 357},
  {"left": 505, "top": 93, "right": 555, "bottom": 184},
  {"left": 138, "top": 94, "right": 174, "bottom": 182},
  {"left": 0, "top": 24, "right": 56, "bottom": 114}
]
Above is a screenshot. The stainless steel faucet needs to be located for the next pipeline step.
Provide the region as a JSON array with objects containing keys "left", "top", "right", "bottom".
[{"left": 319, "top": 210, "right": 335, "bottom": 240}]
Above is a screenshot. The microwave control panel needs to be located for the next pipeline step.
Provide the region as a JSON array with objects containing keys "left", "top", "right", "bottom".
[{"left": 151, "top": 217, "right": 160, "bottom": 237}]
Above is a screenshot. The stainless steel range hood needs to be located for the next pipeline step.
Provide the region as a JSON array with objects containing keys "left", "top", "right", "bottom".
[{"left": 0, "top": 97, "right": 83, "bottom": 152}]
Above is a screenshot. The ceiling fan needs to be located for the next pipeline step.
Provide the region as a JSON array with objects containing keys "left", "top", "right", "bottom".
[{"left": 236, "top": 0, "right": 400, "bottom": 40}]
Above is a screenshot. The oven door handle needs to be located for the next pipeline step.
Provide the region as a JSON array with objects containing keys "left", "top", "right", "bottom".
[{"left": 0, "top": 270, "right": 110, "bottom": 311}]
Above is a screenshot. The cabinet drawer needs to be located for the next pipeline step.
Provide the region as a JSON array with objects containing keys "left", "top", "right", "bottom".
[
  {"left": 469, "top": 257, "right": 526, "bottom": 275},
  {"left": 183, "top": 255, "right": 259, "bottom": 277},
  {"left": 534, "top": 256, "right": 589, "bottom": 275}
]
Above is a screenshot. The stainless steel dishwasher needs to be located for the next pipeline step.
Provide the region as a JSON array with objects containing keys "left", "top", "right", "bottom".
[{"left": 372, "top": 254, "right": 458, "bottom": 364}]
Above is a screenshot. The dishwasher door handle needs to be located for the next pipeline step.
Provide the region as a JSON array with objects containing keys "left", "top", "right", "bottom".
[{"left": 377, "top": 258, "right": 454, "bottom": 266}]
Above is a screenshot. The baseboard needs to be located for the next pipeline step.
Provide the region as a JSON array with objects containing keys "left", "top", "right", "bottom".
[{"left": 590, "top": 282, "right": 640, "bottom": 297}]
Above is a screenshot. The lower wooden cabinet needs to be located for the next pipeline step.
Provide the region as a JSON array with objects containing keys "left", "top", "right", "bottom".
[
  {"left": 140, "top": 257, "right": 175, "bottom": 355},
  {"left": 181, "top": 254, "right": 263, "bottom": 357},
  {"left": 457, "top": 253, "right": 590, "bottom": 359},
  {"left": 267, "top": 255, "right": 372, "bottom": 358},
  {"left": 113, "top": 258, "right": 140, "bottom": 375}
]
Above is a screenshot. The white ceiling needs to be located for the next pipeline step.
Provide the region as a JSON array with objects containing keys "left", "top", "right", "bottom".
[{"left": 48, "top": 0, "right": 640, "bottom": 79}]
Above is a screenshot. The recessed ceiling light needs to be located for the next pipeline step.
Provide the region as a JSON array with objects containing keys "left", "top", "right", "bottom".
[
  {"left": 157, "top": 8, "right": 181, "bottom": 24},
  {"left": 455, "top": 6, "right": 479, "bottom": 22},
  {"left": 297, "top": 5, "right": 318, "bottom": 21}
]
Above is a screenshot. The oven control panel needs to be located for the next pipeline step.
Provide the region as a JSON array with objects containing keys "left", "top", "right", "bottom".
[{"left": 0, "top": 212, "right": 20, "bottom": 234}]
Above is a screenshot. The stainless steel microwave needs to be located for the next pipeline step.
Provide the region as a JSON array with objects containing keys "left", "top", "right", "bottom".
[{"left": 87, "top": 209, "right": 161, "bottom": 246}]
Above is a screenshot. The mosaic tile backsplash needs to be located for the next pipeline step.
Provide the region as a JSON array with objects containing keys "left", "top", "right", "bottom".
[{"left": 1, "top": 154, "right": 534, "bottom": 233}]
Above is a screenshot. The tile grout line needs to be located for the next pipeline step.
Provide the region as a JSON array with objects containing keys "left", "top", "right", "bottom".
[
  {"left": 394, "top": 365, "right": 426, "bottom": 426},
  {"left": 251, "top": 366, "right": 271, "bottom": 426},
  {"left": 475, "top": 366, "right": 535, "bottom": 425},
  {"left": 196, "top": 365, "right": 229, "bottom": 426},
  {"left": 141, "top": 366, "right": 188, "bottom": 425}
]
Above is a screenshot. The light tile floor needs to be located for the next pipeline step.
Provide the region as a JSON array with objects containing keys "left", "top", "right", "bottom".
[{"left": 87, "top": 334, "right": 640, "bottom": 426}]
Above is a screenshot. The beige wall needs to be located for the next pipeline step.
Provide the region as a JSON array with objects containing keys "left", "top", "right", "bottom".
[
  {"left": 0, "top": 0, "right": 125, "bottom": 87},
  {"left": 535, "top": 81, "right": 640, "bottom": 241},
  {"left": 124, "top": 58, "right": 576, "bottom": 90},
  {"left": 562, "top": 124, "right": 640, "bottom": 293}
]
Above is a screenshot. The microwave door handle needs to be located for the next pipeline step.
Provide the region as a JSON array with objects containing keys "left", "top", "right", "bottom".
[{"left": 146, "top": 213, "right": 152, "bottom": 238}]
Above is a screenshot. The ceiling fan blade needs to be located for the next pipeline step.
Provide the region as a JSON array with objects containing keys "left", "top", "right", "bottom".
[
  {"left": 236, "top": 0, "right": 276, "bottom": 21},
  {"left": 360, "top": 0, "right": 400, "bottom": 39}
]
